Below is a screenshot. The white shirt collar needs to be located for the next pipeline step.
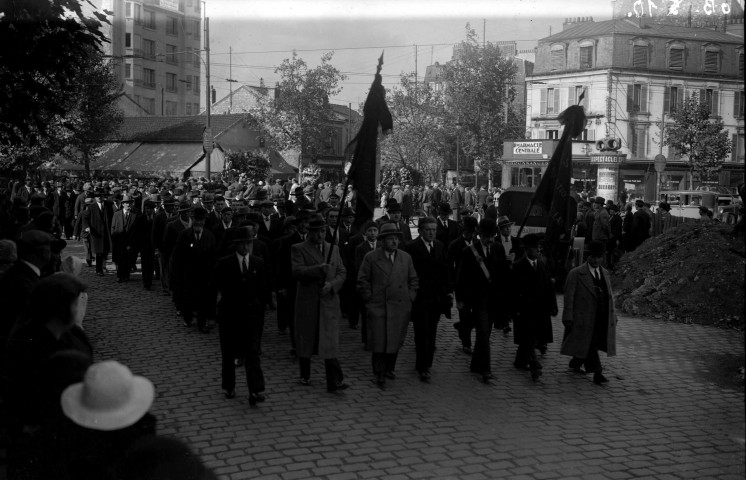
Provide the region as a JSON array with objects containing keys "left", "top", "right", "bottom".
[{"left": 236, "top": 251, "right": 248, "bottom": 264}]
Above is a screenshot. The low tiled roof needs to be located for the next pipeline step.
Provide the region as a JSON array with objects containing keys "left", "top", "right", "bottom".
[
  {"left": 114, "top": 114, "right": 247, "bottom": 142},
  {"left": 541, "top": 18, "right": 741, "bottom": 44}
]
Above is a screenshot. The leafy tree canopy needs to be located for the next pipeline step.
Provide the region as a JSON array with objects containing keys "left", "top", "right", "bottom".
[
  {"left": 661, "top": 93, "right": 732, "bottom": 183},
  {"left": 224, "top": 150, "right": 271, "bottom": 183}
]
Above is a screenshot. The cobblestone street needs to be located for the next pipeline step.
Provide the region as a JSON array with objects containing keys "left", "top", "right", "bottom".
[{"left": 73, "top": 241, "right": 744, "bottom": 480}]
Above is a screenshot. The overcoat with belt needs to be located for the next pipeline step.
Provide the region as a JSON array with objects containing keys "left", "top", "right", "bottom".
[
  {"left": 291, "top": 240, "right": 346, "bottom": 359},
  {"left": 357, "top": 248, "right": 419, "bottom": 353},
  {"left": 560, "top": 264, "right": 617, "bottom": 358}
]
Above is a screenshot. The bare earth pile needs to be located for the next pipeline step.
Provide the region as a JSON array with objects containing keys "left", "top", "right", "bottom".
[{"left": 611, "top": 222, "right": 745, "bottom": 331}]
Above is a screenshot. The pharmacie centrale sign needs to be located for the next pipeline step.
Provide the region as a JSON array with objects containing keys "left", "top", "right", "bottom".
[{"left": 513, "top": 142, "right": 543, "bottom": 155}]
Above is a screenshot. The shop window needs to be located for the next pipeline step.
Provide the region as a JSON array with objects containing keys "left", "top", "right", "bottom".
[
  {"left": 664, "top": 86, "right": 684, "bottom": 114},
  {"left": 511, "top": 167, "right": 542, "bottom": 188},
  {"left": 626, "top": 84, "right": 647, "bottom": 113},
  {"left": 699, "top": 88, "right": 719, "bottom": 116}
]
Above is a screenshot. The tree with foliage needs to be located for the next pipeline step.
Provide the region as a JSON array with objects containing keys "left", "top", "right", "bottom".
[
  {"left": 442, "top": 26, "right": 523, "bottom": 184},
  {"left": 224, "top": 150, "right": 271, "bottom": 183},
  {"left": 248, "top": 51, "right": 346, "bottom": 163},
  {"left": 380, "top": 73, "right": 447, "bottom": 185},
  {"left": 60, "top": 48, "right": 124, "bottom": 177},
  {"left": 661, "top": 93, "right": 732, "bottom": 187},
  {"left": 0, "top": 0, "right": 109, "bottom": 175}
]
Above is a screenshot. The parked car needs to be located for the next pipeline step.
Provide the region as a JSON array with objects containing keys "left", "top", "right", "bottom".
[{"left": 659, "top": 189, "right": 738, "bottom": 221}]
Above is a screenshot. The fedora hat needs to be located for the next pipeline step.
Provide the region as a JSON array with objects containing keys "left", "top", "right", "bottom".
[
  {"left": 231, "top": 226, "right": 255, "bottom": 243},
  {"left": 587, "top": 240, "right": 606, "bottom": 257},
  {"left": 120, "top": 195, "right": 134, "bottom": 204},
  {"left": 308, "top": 213, "right": 326, "bottom": 230},
  {"left": 177, "top": 200, "right": 192, "bottom": 212},
  {"left": 438, "top": 202, "right": 452, "bottom": 214},
  {"left": 385, "top": 200, "right": 401, "bottom": 212},
  {"left": 60, "top": 361, "right": 155, "bottom": 431},
  {"left": 593, "top": 196, "right": 606, "bottom": 205},
  {"left": 378, "top": 222, "right": 403, "bottom": 239},
  {"left": 497, "top": 216, "right": 514, "bottom": 229}
]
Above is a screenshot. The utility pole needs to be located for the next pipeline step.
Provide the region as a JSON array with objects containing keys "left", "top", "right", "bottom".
[{"left": 204, "top": 4, "right": 212, "bottom": 180}]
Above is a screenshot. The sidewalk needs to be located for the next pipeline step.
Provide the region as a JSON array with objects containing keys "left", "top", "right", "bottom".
[{"left": 72, "top": 240, "right": 744, "bottom": 480}]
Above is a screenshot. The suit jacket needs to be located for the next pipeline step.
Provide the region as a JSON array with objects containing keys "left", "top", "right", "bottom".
[
  {"left": 151, "top": 210, "right": 174, "bottom": 253},
  {"left": 171, "top": 228, "right": 217, "bottom": 300},
  {"left": 0, "top": 261, "right": 40, "bottom": 338},
  {"left": 375, "top": 217, "right": 412, "bottom": 242},
  {"left": 81, "top": 201, "right": 112, "bottom": 254},
  {"left": 277, "top": 231, "right": 306, "bottom": 290},
  {"left": 110, "top": 210, "right": 139, "bottom": 264},
  {"left": 212, "top": 253, "right": 271, "bottom": 353},
  {"left": 211, "top": 221, "right": 233, "bottom": 249},
  {"left": 435, "top": 217, "right": 459, "bottom": 246},
  {"left": 258, "top": 214, "right": 283, "bottom": 240},
  {"left": 162, "top": 217, "right": 188, "bottom": 263},
  {"left": 357, "top": 248, "right": 418, "bottom": 353},
  {"left": 512, "top": 256, "right": 557, "bottom": 346},
  {"left": 403, "top": 237, "right": 451, "bottom": 309},
  {"left": 455, "top": 241, "right": 509, "bottom": 309},
  {"left": 446, "top": 236, "right": 473, "bottom": 288}
]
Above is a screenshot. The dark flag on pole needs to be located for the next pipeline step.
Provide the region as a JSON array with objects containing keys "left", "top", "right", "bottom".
[
  {"left": 530, "top": 104, "right": 586, "bottom": 276},
  {"left": 345, "top": 53, "right": 393, "bottom": 230}
]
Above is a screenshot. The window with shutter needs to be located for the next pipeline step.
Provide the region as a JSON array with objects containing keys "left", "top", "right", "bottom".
[
  {"left": 704, "top": 50, "right": 719, "bottom": 73},
  {"left": 733, "top": 134, "right": 738, "bottom": 161},
  {"left": 628, "top": 123, "right": 637, "bottom": 156},
  {"left": 669, "top": 48, "right": 684, "bottom": 70},
  {"left": 633, "top": 45, "right": 648, "bottom": 68},
  {"left": 739, "top": 53, "right": 744, "bottom": 77},
  {"left": 636, "top": 126, "right": 647, "bottom": 158},
  {"left": 735, "top": 91, "right": 744, "bottom": 118},
  {"left": 551, "top": 48, "right": 564, "bottom": 70},
  {"left": 540, "top": 88, "right": 547, "bottom": 115},
  {"left": 579, "top": 46, "right": 593, "bottom": 69}
]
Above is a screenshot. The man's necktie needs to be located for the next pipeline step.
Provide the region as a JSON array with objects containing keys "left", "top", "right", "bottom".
[
  {"left": 242, "top": 257, "right": 248, "bottom": 275},
  {"left": 594, "top": 269, "right": 600, "bottom": 282},
  {"left": 389, "top": 253, "right": 395, "bottom": 264}
]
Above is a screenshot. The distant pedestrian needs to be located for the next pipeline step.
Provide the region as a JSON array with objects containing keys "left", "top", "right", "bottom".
[{"left": 561, "top": 241, "right": 617, "bottom": 385}]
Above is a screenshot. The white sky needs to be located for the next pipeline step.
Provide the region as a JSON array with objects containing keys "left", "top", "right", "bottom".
[{"left": 204, "top": 0, "right": 613, "bottom": 106}]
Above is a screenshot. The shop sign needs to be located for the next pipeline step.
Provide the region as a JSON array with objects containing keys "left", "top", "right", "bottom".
[
  {"left": 513, "top": 142, "right": 543, "bottom": 155},
  {"left": 590, "top": 154, "right": 625, "bottom": 164},
  {"left": 160, "top": 0, "right": 180, "bottom": 12}
]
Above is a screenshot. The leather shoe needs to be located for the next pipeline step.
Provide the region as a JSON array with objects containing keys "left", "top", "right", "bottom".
[
  {"left": 462, "top": 346, "right": 473, "bottom": 355},
  {"left": 418, "top": 371, "right": 431, "bottom": 382},
  {"left": 513, "top": 362, "right": 529, "bottom": 371},
  {"left": 224, "top": 389, "right": 235, "bottom": 399},
  {"left": 182, "top": 320, "right": 192, "bottom": 328},
  {"left": 374, "top": 378, "right": 386, "bottom": 389},
  {"left": 530, "top": 368, "right": 543, "bottom": 381},
  {"left": 248, "top": 393, "right": 266, "bottom": 406},
  {"left": 384, "top": 371, "right": 396, "bottom": 380},
  {"left": 328, "top": 382, "right": 349, "bottom": 393},
  {"left": 593, "top": 372, "right": 609, "bottom": 385},
  {"left": 481, "top": 372, "right": 494, "bottom": 383},
  {"left": 298, "top": 378, "right": 311, "bottom": 386}
]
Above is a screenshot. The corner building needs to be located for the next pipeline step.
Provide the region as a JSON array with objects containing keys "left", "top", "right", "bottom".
[{"left": 519, "top": 16, "right": 744, "bottom": 202}]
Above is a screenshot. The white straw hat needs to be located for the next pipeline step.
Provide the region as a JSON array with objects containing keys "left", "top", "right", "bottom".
[{"left": 61, "top": 360, "right": 155, "bottom": 431}]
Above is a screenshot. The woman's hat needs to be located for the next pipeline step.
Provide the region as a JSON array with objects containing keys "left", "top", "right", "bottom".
[
  {"left": 60, "top": 360, "right": 155, "bottom": 431},
  {"left": 378, "top": 222, "right": 403, "bottom": 239}
]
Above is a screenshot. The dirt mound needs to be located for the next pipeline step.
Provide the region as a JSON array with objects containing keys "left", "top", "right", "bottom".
[{"left": 612, "top": 222, "right": 745, "bottom": 330}]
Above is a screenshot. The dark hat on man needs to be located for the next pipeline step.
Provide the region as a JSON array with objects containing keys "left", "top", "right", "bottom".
[
  {"left": 587, "top": 240, "right": 606, "bottom": 257},
  {"left": 234, "top": 205, "right": 250, "bottom": 216},
  {"left": 385, "top": 200, "right": 401, "bottom": 213},
  {"left": 191, "top": 206, "right": 208, "bottom": 220},
  {"left": 177, "top": 200, "right": 192, "bottom": 212},
  {"left": 259, "top": 199, "right": 274, "bottom": 207},
  {"left": 143, "top": 200, "right": 156, "bottom": 209},
  {"left": 308, "top": 213, "right": 326, "bottom": 230},
  {"left": 283, "top": 216, "right": 297, "bottom": 228},
  {"left": 659, "top": 202, "right": 671, "bottom": 212},
  {"left": 329, "top": 192, "right": 340, "bottom": 200},
  {"left": 378, "top": 222, "right": 403, "bottom": 239},
  {"left": 462, "top": 216, "right": 478, "bottom": 231},
  {"left": 231, "top": 227, "right": 255, "bottom": 243},
  {"left": 316, "top": 201, "right": 330, "bottom": 212},
  {"left": 497, "top": 216, "right": 514, "bottom": 229},
  {"left": 438, "top": 202, "right": 452, "bottom": 214},
  {"left": 341, "top": 207, "right": 354, "bottom": 217},
  {"left": 594, "top": 196, "right": 606, "bottom": 205},
  {"left": 478, "top": 218, "right": 498, "bottom": 237},
  {"left": 120, "top": 195, "right": 134, "bottom": 204},
  {"left": 17, "top": 229, "right": 55, "bottom": 247},
  {"left": 521, "top": 233, "right": 541, "bottom": 249}
]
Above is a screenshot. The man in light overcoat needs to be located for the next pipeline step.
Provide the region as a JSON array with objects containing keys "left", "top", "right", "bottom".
[{"left": 357, "top": 222, "right": 418, "bottom": 388}]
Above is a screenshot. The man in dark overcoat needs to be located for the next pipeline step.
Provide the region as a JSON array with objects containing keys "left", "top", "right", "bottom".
[
  {"left": 447, "top": 216, "right": 477, "bottom": 354},
  {"left": 403, "top": 217, "right": 451, "bottom": 382},
  {"left": 275, "top": 211, "right": 309, "bottom": 350},
  {"left": 455, "top": 218, "right": 510, "bottom": 383},
  {"left": 357, "top": 222, "right": 418, "bottom": 388},
  {"left": 162, "top": 200, "right": 192, "bottom": 298},
  {"left": 110, "top": 194, "right": 139, "bottom": 283},
  {"left": 152, "top": 195, "right": 176, "bottom": 295},
  {"left": 170, "top": 207, "right": 216, "bottom": 333},
  {"left": 81, "top": 188, "right": 112, "bottom": 276},
  {"left": 352, "top": 221, "right": 380, "bottom": 346},
  {"left": 560, "top": 240, "right": 617, "bottom": 385},
  {"left": 435, "top": 203, "right": 459, "bottom": 246},
  {"left": 291, "top": 214, "right": 347, "bottom": 392},
  {"left": 212, "top": 226, "right": 272, "bottom": 405},
  {"left": 511, "top": 234, "right": 558, "bottom": 381},
  {"left": 137, "top": 200, "right": 157, "bottom": 290}
]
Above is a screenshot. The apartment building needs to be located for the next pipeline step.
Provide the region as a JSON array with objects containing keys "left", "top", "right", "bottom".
[
  {"left": 93, "top": 0, "right": 203, "bottom": 116},
  {"left": 513, "top": 14, "right": 744, "bottom": 202}
]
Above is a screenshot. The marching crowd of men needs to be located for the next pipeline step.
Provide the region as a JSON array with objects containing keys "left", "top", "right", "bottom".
[{"left": 1, "top": 175, "right": 618, "bottom": 408}]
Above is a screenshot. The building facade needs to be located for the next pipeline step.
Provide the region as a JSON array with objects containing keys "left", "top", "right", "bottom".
[
  {"left": 510, "top": 15, "right": 744, "bottom": 202},
  {"left": 93, "top": 0, "right": 203, "bottom": 117}
]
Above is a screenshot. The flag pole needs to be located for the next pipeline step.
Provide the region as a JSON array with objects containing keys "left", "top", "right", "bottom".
[
  {"left": 326, "top": 53, "right": 385, "bottom": 264},
  {"left": 515, "top": 90, "right": 586, "bottom": 239}
]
